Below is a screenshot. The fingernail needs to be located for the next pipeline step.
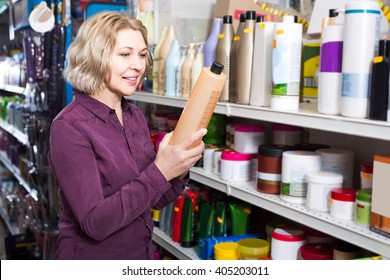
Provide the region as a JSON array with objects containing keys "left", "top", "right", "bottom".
[{"left": 202, "top": 128, "right": 208, "bottom": 135}]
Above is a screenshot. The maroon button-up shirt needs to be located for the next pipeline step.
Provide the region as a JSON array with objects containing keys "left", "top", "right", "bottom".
[{"left": 48, "top": 92, "right": 188, "bottom": 259}]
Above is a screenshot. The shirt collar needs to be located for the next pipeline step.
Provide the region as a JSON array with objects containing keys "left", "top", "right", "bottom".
[{"left": 75, "top": 92, "right": 133, "bottom": 122}]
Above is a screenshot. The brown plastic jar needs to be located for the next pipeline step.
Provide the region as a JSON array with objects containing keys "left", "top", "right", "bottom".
[{"left": 257, "top": 144, "right": 294, "bottom": 194}]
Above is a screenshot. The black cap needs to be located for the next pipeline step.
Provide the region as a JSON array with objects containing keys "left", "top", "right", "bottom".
[
  {"left": 329, "top": 9, "right": 338, "bottom": 18},
  {"left": 379, "top": 39, "right": 390, "bottom": 58},
  {"left": 223, "top": 15, "right": 233, "bottom": 24},
  {"left": 256, "top": 15, "right": 264, "bottom": 23},
  {"left": 246, "top": 10, "right": 256, "bottom": 20},
  {"left": 258, "top": 144, "right": 295, "bottom": 157},
  {"left": 210, "top": 61, "right": 224, "bottom": 75},
  {"left": 239, "top": 13, "right": 246, "bottom": 22}
]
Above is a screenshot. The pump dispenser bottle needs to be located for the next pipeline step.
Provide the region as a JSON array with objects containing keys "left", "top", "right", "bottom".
[
  {"left": 250, "top": 14, "right": 275, "bottom": 107},
  {"left": 216, "top": 15, "right": 234, "bottom": 102},
  {"left": 158, "top": 26, "right": 177, "bottom": 95},
  {"left": 237, "top": 10, "right": 256, "bottom": 105},
  {"left": 229, "top": 13, "right": 246, "bottom": 103},
  {"left": 152, "top": 27, "right": 168, "bottom": 94},
  {"left": 170, "top": 62, "right": 226, "bottom": 147},
  {"left": 369, "top": 39, "right": 390, "bottom": 121},
  {"left": 204, "top": 17, "right": 223, "bottom": 67}
]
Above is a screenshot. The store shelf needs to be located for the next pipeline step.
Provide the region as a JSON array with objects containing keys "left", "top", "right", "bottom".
[
  {"left": 190, "top": 167, "right": 390, "bottom": 259},
  {"left": 0, "top": 151, "right": 37, "bottom": 201},
  {"left": 0, "top": 85, "right": 25, "bottom": 95},
  {"left": 152, "top": 227, "right": 199, "bottom": 260},
  {"left": 0, "top": 119, "right": 28, "bottom": 145},
  {"left": 128, "top": 92, "right": 390, "bottom": 141}
]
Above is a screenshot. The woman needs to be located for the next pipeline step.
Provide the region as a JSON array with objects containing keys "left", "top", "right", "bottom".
[{"left": 48, "top": 11, "right": 206, "bottom": 259}]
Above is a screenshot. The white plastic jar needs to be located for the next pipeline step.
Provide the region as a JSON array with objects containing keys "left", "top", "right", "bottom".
[
  {"left": 281, "top": 151, "right": 322, "bottom": 204},
  {"left": 306, "top": 171, "right": 343, "bottom": 212},
  {"left": 203, "top": 144, "right": 220, "bottom": 173},
  {"left": 271, "top": 228, "right": 306, "bottom": 260},
  {"left": 330, "top": 188, "right": 357, "bottom": 220},
  {"left": 220, "top": 150, "right": 252, "bottom": 182},
  {"left": 233, "top": 124, "right": 265, "bottom": 154}
]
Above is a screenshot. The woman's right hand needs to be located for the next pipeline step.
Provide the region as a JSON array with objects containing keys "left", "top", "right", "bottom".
[{"left": 154, "top": 128, "right": 207, "bottom": 181}]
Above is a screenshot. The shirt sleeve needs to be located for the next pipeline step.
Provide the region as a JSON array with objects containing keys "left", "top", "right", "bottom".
[
  {"left": 152, "top": 174, "right": 189, "bottom": 209},
  {"left": 49, "top": 117, "right": 175, "bottom": 241}
]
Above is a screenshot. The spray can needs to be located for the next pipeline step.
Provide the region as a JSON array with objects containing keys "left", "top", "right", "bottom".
[
  {"left": 271, "top": 16, "right": 303, "bottom": 111},
  {"left": 341, "top": 0, "right": 381, "bottom": 118}
]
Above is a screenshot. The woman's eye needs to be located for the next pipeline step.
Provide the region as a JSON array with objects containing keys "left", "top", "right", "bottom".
[
  {"left": 120, "top": 53, "right": 130, "bottom": 57},
  {"left": 139, "top": 53, "right": 147, "bottom": 59}
]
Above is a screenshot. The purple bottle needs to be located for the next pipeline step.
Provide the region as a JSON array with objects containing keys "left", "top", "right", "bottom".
[{"left": 204, "top": 17, "right": 223, "bottom": 67}]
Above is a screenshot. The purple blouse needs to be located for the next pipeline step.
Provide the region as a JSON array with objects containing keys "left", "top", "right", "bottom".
[{"left": 48, "top": 92, "right": 188, "bottom": 259}]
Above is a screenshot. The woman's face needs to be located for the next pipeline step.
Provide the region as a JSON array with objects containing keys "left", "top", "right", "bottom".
[{"left": 106, "top": 28, "right": 147, "bottom": 96}]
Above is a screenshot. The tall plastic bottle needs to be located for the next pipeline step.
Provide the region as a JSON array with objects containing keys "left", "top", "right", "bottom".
[
  {"left": 216, "top": 15, "right": 234, "bottom": 102},
  {"left": 341, "top": 0, "right": 381, "bottom": 118},
  {"left": 237, "top": 10, "right": 256, "bottom": 105},
  {"left": 317, "top": 12, "right": 344, "bottom": 115},
  {"left": 271, "top": 15, "right": 303, "bottom": 111},
  {"left": 175, "top": 46, "right": 187, "bottom": 97},
  {"left": 170, "top": 62, "right": 226, "bottom": 147},
  {"left": 204, "top": 17, "right": 223, "bottom": 67},
  {"left": 158, "top": 26, "right": 177, "bottom": 95},
  {"left": 191, "top": 43, "right": 205, "bottom": 90},
  {"left": 181, "top": 43, "right": 196, "bottom": 99},
  {"left": 369, "top": 39, "right": 390, "bottom": 121},
  {"left": 229, "top": 13, "right": 246, "bottom": 103},
  {"left": 165, "top": 40, "right": 181, "bottom": 97},
  {"left": 152, "top": 27, "right": 168, "bottom": 94},
  {"left": 250, "top": 15, "right": 275, "bottom": 107}
]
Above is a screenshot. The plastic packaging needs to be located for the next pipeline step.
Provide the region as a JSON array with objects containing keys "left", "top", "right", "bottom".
[
  {"left": 152, "top": 27, "right": 168, "bottom": 94},
  {"left": 250, "top": 15, "right": 275, "bottom": 107},
  {"left": 158, "top": 26, "right": 177, "bottom": 95},
  {"left": 329, "top": 188, "right": 357, "bottom": 220},
  {"left": 237, "top": 238, "right": 270, "bottom": 260},
  {"left": 318, "top": 19, "right": 344, "bottom": 115},
  {"left": 191, "top": 43, "right": 205, "bottom": 90},
  {"left": 360, "top": 162, "right": 373, "bottom": 190},
  {"left": 181, "top": 43, "right": 196, "bottom": 99},
  {"left": 271, "top": 227, "right": 306, "bottom": 260},
  {"left": 171, "top": 61, "right": 226, "bottom": 146},
  {"left": 237, "top": 10, "right": 256, "bottom": 105},
  {"left": 341, "top": 0, "right": 381, "bottom": 118},
  {"left": 214, "top": 242, "right": 238, "bottom": 260},
  {"left": 213, "top": 201, "right": 227, "bottom": 238},
  {"left": 233, "top": 123, "right": 265, "bottom": 154},
  {"left": 164, "top": 40, "right": 181, "bottom": 97},
  {"left": 354, "top": 189, "right": 372, "bottom": 227},
  {"left": 175, "top": 46, "right": 187, "bottom": 97},
  {"left": 204, "top": 17, "right": 223, "bottom": 67},
  {"left": 271, "top": 123, "right": 302, "bottom": 146},
  {"left": 306, "top": 171, "right": 343, "bottom": 212},
  {"left": 281, "top": 151, "right": 322, "bottom": 204},
  {"left": 369, "top": 39, "right": 390, "bottom": 121},
  {"left": 257, "top": 144, "right": 294, "bottom": 194},
  {"left": 216, "top": 15, "right": 234, "bottom": 102},
  {"left": 271, "top": 15, "right": 303, "bottom": 111},
  {"left": 229, "top": 13, "right": 246, "bottom": 103},
  {"left": 220, "top": 150, "right": 252, "bottom": 182},
  {"left": 229, "top": 203, "right": 252, "bottom": 235},
  {"left": 298, "top": 243, "right": 333, "bottom": 260},
  {"left": 203, "top": 114, "right": 226, "bottom": 145}
]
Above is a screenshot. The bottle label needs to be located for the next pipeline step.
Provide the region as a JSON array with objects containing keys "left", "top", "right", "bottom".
[
  {"left": 342, "top": 73, "right": 370, "bottom": 98},
  {"left": 320, "top": 41, "right": 343, "bottom": 73}
]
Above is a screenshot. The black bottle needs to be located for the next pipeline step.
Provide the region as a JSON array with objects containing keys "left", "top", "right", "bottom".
[{"left": 369, "top": 39, "right": 390, "bottom": 121}]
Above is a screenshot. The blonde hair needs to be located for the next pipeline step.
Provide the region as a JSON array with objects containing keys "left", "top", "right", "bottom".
[{"left": 63, "top": 11, "right": 152, "bottom": 94}]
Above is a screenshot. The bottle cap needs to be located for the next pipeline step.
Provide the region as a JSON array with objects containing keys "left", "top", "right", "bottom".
[
  {"left": 223, "top": 15, "right": 233, "bottom": 24},
  {"left": 246, "top": 10, "right": 256, "bottom": 20},
  {"left": 239, "top": 13, "right": 246, "bottom": 22},
  {"left": 210, "top": 61, "right": 224, "bottom": 74},
  {"left": 329, "top": 9, "right": 339, "bottom": 17},
  {"left": 256, "top": 15, "right": 264, "bottom": 23}
]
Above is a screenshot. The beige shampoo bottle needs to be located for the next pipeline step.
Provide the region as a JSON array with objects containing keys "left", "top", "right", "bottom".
[
  {"left": 152, "top": 27, "right": 168, "bottom": 94},
  {"left": 170, "top": 62, "right": 226, "bottom": 147},
  {"left": 158, "top": 26, "right": 177, "bottom": 95}
]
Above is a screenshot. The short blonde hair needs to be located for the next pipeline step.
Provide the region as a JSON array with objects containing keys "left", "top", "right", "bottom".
[{"left": 63, "top": 11, "right": 152, "bottom": 94}]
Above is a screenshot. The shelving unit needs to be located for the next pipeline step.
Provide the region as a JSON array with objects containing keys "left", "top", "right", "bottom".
[
  {"left": 152, "top": 227, "right": 199, "bottom": 260},
  {"left": 0, "top": 119, "right": 28, "bottom": 145},
  {"left": 129, "top": 91, "right": 390, "bottom": 259},
  {"left": 0, "top": 85, "right": 25, "bottom": 96}
]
